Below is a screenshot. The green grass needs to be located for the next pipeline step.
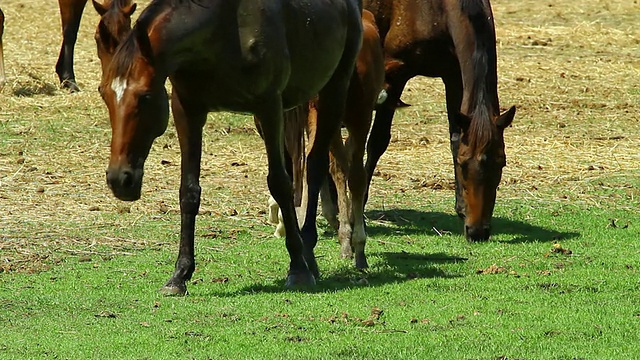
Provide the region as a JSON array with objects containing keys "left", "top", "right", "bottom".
[
  {"left": 2, "top": 0, "right": 640, "bottom": 358},
  {"left": 2, "top": 200, "right": 639, "bottom": 359}
]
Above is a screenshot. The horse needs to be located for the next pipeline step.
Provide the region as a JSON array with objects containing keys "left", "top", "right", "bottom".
[
  {"left": 99, "top": 0, "right": 363, "bottom": 295},
  {"left": 91, "top": 0, "right": 137, "bottom": 75},
  {"left": 268, "top": 9, "right": 385, "bottom": 270},
  {"left": 0, "top": 7, "right": 6, "bottom": 91},
  {"left": 362, "top": 0, "right": 516, "bottom": 242}
]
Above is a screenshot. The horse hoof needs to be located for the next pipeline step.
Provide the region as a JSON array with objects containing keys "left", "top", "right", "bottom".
[
  {"left": 159, "top": 282, "right": 187, "bottom": 296},
  {"left": 355, "top": 252, "right": 369, "bottom": 270},
  {"left": 60, "top": 79, "right": 80, "bottom": 93},
  {"left": 285, "top": 272, "right": 316, "bottom": 288}
]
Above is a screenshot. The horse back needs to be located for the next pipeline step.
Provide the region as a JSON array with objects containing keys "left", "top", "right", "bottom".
[
  {"left": 152, "top": 0, "right": 362, "bottom": 112},
  {"left": 363, "top": 0, "right": 495, "bottom": 78}
]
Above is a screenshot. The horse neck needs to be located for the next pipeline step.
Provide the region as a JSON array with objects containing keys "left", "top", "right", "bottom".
[
  {"left": 136, "top": 0, "right": 219, "bottom": 73},
  {"left": 462, "top": 0, "right": 500, "bottom": 118}
]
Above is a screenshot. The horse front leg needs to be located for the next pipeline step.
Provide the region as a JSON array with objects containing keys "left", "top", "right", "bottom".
[
  {"left": 257, "top": 98, "right": 315, "bottom": 287},
  {"left": 56, "top": 0, "right": 87, "bottom": 92},
  {"left": 364, "top": 80, "right": 406, "bottom": 205},
  {"left": 159, "top": 93, "right": 206, "bottom": 296},
  {"left": 443, "top": 74, "right": 465, "bottom": 218}
]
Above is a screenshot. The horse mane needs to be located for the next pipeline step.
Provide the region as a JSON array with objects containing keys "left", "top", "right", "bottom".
[
  {"left": 103, "top": 0, "right": 209, "bottom": 82},
  {"left": 114, "top": 0, "right": 133, "bottom": 8},
  {"left": 460, "top": 0, "right": 500, "bottom": 152}
]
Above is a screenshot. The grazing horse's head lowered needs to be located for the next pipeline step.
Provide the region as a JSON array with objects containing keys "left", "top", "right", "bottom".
[
  {"left": 455, "top": 105, "right": 515, "bottom": 242},
  {"left": 100, "top": 27, "right": 168, "bottom": 201}
]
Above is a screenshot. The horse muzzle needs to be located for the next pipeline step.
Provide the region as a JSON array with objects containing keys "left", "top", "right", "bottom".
[
  {"left": 464, "top": 223, "right": 491, "bottom": 242},
  {"left": 106, "top": 166, "right": 143, "bottom": 201}
]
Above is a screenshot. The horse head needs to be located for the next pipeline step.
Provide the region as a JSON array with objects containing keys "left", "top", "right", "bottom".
[
  {"left": 455, "top": 105, "right": 515, "bottom": 242},
  {"left": 93, "top": 0, "right": 137, "bottom": 76},
  {"left": 100, "top": 26, "right": 169, "bottom": 201}
]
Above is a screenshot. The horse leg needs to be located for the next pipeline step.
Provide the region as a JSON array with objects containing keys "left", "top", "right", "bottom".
[
  {"left": 443, "top": 73, "right": 465, "bottom": 218},
  {"left": 159, "top": 93, "right": 206, "bottom": 296},
  {"left": 328, "top": 132, "right": 353, "bottom": 260},
  {"left": 56, "top": 0, "right": 87, "bottom": 92},
  {"left": 0, "top": 8, "right": 5, "bottom": 91},
  {"left": 257, "top": 95, "right": 315, "bottom": 287},
  {"left": 301, "top": 71, "right": 357, "bottom": 281},
  {"left": 345, "top": 103, "right": 373, "bottom": 269},
  {"left": 364, "top": 80, "right": 407, "bottom": 204}
]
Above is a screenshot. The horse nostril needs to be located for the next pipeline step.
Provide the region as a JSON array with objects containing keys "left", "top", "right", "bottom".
[{"left": 120, "top": 170, "right": 134, "bottom": 189}]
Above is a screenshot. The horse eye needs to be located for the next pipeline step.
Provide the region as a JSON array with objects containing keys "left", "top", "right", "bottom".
[{"left": 138, "top": 93, "right": 152, "bottom": 104}]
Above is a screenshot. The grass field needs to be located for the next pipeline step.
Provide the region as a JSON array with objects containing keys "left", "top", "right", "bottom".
[{"left": 1, "top": 0, "right": 639, "bottom": 359}]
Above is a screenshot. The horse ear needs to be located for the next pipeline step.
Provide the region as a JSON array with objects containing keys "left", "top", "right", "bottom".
[
  {"left": 123, "top": 3, "right": 137, "bottom": 17},
  {"left": 455, "top": 112, "right": 471, "bottom": 132},
  {"left": 92, "top": 0, "right": 109, "bottom": 16},
  {"left": 497, "top": 106, "right": 516, "bottom": 130}
]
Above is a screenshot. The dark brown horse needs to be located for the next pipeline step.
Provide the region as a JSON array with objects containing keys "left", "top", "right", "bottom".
[
  {"left": 363, "top": 0, "right": 516, "bottom": 242},
  {"left": 0, "top": 7, "right": 6, "bottom": 90},
  {"left": 100, "top": 0, "right": 363, "bottom": 295}
]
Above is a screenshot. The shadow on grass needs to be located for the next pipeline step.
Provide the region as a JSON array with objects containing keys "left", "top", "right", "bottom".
[
  {"left": 205, "top": 251, "right": 466, "bottom": 297},
  {"left": 364, "top": 208, "right": 580, "bottom": 244}
]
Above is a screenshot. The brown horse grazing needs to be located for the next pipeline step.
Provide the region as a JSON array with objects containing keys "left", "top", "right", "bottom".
[
  {"left": 0, "top": 7, "right": 6, "bottom": 91},
  {"left": 91, "top": 0, "right": 136, "bottom": 75},
  {"left": 100, "top": 0, "right": 363, "bottom": 295},
  {"left": 268, "top": 9, "right": 385, "bottom": 270},
  {"left": 362, "top": 0, "right": 516, "bottom": 242}
]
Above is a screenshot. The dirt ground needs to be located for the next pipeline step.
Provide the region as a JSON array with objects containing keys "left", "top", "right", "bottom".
[{"left": 0, "top": 0, "right": 639, "bottom": 269}]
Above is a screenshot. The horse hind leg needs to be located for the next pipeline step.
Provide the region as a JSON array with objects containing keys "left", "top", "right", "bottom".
[
  {"left": 0, "top": 8, "right": 5, "bottom": 91},
  {"left": 258, "top": 95, "right": 315, "bottom": 287},
  {"left": 328, "top": 132, "right": 353, "bottom": 260},
  {"left": 300, "top": 22, "right": 361, "bottom": 279},
  {"left": 56, "top": 0, "right": 88, "bottom": 92}
]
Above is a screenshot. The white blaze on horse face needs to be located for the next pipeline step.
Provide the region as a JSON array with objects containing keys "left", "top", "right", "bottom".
[{"left": 110, "top": 77, "right": 128, "bottom": 103}]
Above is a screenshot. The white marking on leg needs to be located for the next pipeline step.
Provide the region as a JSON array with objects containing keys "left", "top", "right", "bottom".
[{"left": 111, "top": 77, "right": 127, "bottom": 103}]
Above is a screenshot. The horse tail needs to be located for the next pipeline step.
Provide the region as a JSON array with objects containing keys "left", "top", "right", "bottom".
[{"left": 283, "top": 103, "right": 308, "bottom": 207}]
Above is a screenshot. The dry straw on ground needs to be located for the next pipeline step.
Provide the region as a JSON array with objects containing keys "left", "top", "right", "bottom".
[{"left": 0, "top": 0, "right": 639, "bottom": 271}]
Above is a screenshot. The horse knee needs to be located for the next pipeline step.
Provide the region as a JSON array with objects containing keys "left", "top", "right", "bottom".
[{"left": 180, "top": 184, "right": 201, "bottom": 214}]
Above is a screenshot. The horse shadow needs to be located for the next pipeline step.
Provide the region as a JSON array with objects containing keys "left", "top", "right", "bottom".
[
  {"left": 207, "top": 251, "right": 467, "bottom": 297},
  {"left": 363, "top": 208, "right": 580, "bottom": 244},
  {"left": 201, "top": 208, "right": 578, "bottom": 297}
]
